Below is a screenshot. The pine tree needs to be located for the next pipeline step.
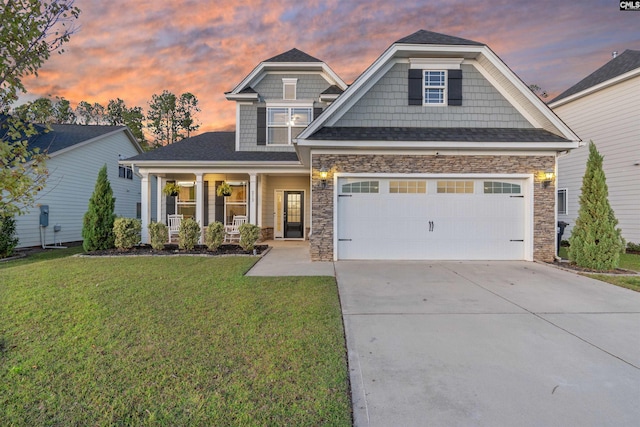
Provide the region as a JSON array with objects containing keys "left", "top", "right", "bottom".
[
  {"left": 568, "top": 141, "right": 624, "bottom": 270},
  {"left": 82, "top": 165, "right": 116, "bottom": 251}
]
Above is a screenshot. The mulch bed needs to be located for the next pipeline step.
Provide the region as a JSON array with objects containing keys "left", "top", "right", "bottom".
[
  {"left": 552, "top": 259, "right": 637, "bottom": 275},
  {"left": 83, "top": 244, "right": 269, "bottom": 257}
]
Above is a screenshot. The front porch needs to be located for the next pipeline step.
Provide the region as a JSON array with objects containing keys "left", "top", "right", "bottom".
[{"left": 138, "top": 171, "right": 311, "bottom": 244}]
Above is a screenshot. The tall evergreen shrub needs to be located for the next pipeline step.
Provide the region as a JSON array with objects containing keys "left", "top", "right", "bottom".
[
  {"left": 82, "top": 165, "right": 116, "bottom": 251},
  {"left": 568, "top": 141, "right": 624, "bottom": 270}
]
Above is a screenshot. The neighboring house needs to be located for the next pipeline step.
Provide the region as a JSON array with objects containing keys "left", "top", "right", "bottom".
[
  {"left": 549, "top": 50, "right": 640, "bottom": 244},
  {"left": 11, "top": 124, "right": 146, "bottom": 248},
  {"left": 125, "top": 30, "right": 579, "bottom": 262}
]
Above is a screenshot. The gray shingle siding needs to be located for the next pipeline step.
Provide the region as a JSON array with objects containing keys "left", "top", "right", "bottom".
[
  {"left": 334, "top": 63, "right": 532, "bottom": 128},
  {"left": 238, "top": 73, "right": 331, "bottom": 151},
  {"left": 254, "top": 73, "right": 330, "bottom": 100}
]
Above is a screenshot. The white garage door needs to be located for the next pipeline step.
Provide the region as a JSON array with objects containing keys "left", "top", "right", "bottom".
[{"left": 337, "top": 178, "right": 527, "bottom": 260}]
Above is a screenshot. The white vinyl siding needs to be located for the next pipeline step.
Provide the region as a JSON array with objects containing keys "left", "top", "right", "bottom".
[
  {"left": 14, "top": 131, "right": 147, "bottom": 248},
  {"left": 554, "top": 74, "right": 640, "bottom": 242}
]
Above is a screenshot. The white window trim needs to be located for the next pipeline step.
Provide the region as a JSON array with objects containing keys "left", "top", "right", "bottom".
[
  {"left": 558, "top": 188, "right": 568, "bottom": 215},
  {"left": 266, "top": 103, "right": 313, "bottom": 145},
  {"left": 423, "top": 70, "right": 447, "bottom": 106},
  {"left": 409, "top": 57, "right": 463, "bottom": 69},
  {"left": 282, "top": 78, "right": 298, "bottom": 100}
]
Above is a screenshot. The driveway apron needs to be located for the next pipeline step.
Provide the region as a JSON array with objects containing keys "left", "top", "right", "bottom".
[{"left": 336, "top": 261, "right": 640, "bottom": 427}]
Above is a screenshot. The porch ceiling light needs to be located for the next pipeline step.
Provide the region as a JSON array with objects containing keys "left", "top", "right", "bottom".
[{"left": 319, "top": 167, "right": 328, "bottom": 189}]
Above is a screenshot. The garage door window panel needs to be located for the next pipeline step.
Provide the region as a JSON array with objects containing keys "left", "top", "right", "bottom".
[
  {"left": 341, "top": 181, "right": 379, "bottom": 194},
  {"left": 437, "top": 180, "right": 474, "bottom": 194},
  {"left": 483, "top": 181, "right": 521, "bottom": 194},
  {"left": 390, "top": 180, "right": 427, "bottom": 194}
]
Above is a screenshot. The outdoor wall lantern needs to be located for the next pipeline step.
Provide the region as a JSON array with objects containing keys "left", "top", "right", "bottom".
[
  {"left": 319, "top": 167, "right": 328, "bottom": 189},
  {"left": 541, "top": 170, "right": 555, "bottom": 188}
]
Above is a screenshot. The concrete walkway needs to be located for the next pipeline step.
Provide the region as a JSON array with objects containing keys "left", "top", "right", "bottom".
[
  {"left": 245, "top": 240, "right": 335, "bottom": 276},
  {"left": 336, "top": 260, "right": 640, "bottom": 427}
]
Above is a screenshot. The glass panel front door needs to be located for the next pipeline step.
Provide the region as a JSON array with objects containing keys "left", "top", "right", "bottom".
[{"left": 284, "top": 191, "right": 304, "bottom": 238}]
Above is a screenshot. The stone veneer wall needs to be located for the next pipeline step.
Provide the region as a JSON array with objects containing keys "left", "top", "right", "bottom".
[{"left": 310, "top": 154, "right": 556, "bottom": 262}]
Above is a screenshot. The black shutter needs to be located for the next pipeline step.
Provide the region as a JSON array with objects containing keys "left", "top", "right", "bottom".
[
  {"left": 313, "top": 107, "right": 323, "bottom": 120},
  {"left": 203, "top": 181, "right": 209, "bottom": 226},
  {"left": 408, "top": 69, "right": 423, "bottom": 105},
  {"left": 214, "top": 181, "right": 225, "bottom": 223},
  {"left": 448, "top": 69, "right": 463, "bottom": 106},
  {"left": 257, "top": 107, "right": 266, "bottom": 145},
  {"left": 165, "top": 181, "right": 176, "bottom": 220}
]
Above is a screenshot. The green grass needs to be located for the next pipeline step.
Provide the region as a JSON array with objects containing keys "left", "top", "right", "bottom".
[
  {"left": 0, "top": 254, "right": 351, "bottom": 426},
  {"left": 583, "top": 274, "right": 640, "bottom": 292},
  {"left": 558, "top": 246, "right": 640, "bottom": 292}
]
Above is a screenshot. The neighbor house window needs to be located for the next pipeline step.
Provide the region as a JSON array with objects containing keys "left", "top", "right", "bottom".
[
  {"left": 267, "top": 107, "right": 312, "bottom": 144},
  {"left": 119, "top": 164, "right": 133, "bottom": 180},
  {"left": 558, "top": 188, "right": 567, "bottom": 215},
  {"left": 437, "top": 180, "right": 473, "bottom": 194},
  {"left": 283, "top": 78, "right": 297, "bottom": 100},
  {"left": 424, "top": 70, "right": 446, "bottom": 105}
]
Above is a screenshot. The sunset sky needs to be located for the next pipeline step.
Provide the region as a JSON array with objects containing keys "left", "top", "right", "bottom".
[{"left": 21, "top": 0, "right": 640, "bottom": 134}]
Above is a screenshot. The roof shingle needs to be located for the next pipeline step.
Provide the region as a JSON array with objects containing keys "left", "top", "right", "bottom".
[
  {"left": 395, "top": 30, "right": 483, "bottom": 46},
  {"left": 125, "top": 132, "right": 300, "bottom": 162},
  {"left": 308, "top": 127, "right": 570, "bottom": 143},
  {"left": 264, "top": 48, "right": 322, "bottom": 63},
  {"left": 551, "top": 49, "right": 640, "bottom": 103}
]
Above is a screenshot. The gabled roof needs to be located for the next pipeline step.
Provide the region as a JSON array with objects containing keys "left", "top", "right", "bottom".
[
  {"left": 550, "top": 49, "right": 640, "bottom": 105},
  {"left": 296, "top": 28, "right": 579, "bottom": 163},
  {"left": 395, "top": 29, "right": 483, "bottom": 46},
  {"left": 264, "top": 48, "right": 322, "bottom": 63},
  {"left": 1, "top": 116, "right": 142, "bottom": 157},
  {"left": 225, "top": 48, "right": 348, "bottom": 99},
  {"left": 125, "top": 132, "right": 299, "bottom": 163}
]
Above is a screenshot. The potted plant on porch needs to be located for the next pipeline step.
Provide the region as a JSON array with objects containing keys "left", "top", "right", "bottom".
[
  {"left": 216, "top": 181, "right": 233, "bottom": 197},
  {"left": 162, "top": 182, "right": 181, "bottom": 197}
]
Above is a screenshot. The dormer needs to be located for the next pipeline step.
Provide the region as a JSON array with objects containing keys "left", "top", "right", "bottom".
[{"left": 225, "top": 48, "right": 347, "bottom": 152}]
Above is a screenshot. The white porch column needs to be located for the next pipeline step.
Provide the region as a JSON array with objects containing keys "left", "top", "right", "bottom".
[
  {"left": 195, "top": 173, "right": 204, "bottom": 243},
  {"left": 249, "top": 173, "right": 257, "bottom": 224},
  {"left": 140, "top": 172, "right": 151, "bottom": 243},
  {"left": 156, "top": 175, "right": 164, "bottom": 224}
]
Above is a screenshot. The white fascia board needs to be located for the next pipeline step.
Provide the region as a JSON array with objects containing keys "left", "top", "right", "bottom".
[
  {"left": 310, "top": 148, "right": 558, "bottom": 157},
  {"left": 319, "top": 93, "right": 340, "bottom": 102},
  {"left": 298, "top": 139, "right": 579, "bottom": 151},
  {"left": 123, "top": 160, "right": 303, "bottom": 168},
  {"left": 224, "top": 93, "right": 259, "bottom": 101},
  {"left": 49, "top": 128, "right": 136, "bottom": 159},
  {"left": 549, "top": 68, "right": 640, "bottom": 108},
  {"left": 135, "top": 165, "right": 308, "bottom": 175},
  {"left": 476, "top": 48, "right": 579, "bottom": 141}
]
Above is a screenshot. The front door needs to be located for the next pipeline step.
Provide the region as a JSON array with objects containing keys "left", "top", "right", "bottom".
[{"left": 284, "top": 191, "right": 304, "bottom": 238}]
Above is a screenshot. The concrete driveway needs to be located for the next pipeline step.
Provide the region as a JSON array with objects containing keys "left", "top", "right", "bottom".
[{"left": 336, "top": 261, "right": 640, "bottom": 426}]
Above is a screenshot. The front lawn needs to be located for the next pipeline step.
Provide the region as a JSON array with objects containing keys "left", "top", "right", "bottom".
[
  {"left": 0, "top": 254, "right": 351, "bottom": 426},
  {"left": 558, "top": 247, "right": 640, "bottom": 292}
]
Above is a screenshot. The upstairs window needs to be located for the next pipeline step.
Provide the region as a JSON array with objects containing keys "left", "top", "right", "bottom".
[
  {"left": 267, "top": 107, "right": 312, "bottom": 144},
  {"left": 283, "top": 78, "right": 297, "bottom": 100},
  {"left": 424, "top": 71, "right": 446, "bottom": 105}
]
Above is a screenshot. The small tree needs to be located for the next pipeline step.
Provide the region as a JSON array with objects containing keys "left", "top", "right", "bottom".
[
  {"left": 0, "top": 214, "right": 19, "bottom": 258},
  {"left": 82, "top": 165, "right": 115, "bottom": 251},
  {"left": 569, "top": 141, "right": 624, "bottom": 270}
]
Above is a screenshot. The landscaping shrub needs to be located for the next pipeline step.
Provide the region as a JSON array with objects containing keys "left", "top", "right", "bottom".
[
  {"left": 82, "top": 165, "right": 115, "bottom": 251},
  {"left": 178, "top": 218, "right": 200, "bottom": 251},
  {"left": 569, "top": 141, "right": 625, "bottom": 270},
  {"left": 113, "top": 218, "right": 141, "bottom": 249},
  {"left": 148, "top": 222, "right": 168, "bottom": 250},
  {"left": 238, "top": 223, "right": 261, "bottom": 251},
  {"left": 627, "top": 242, "right": 640, "bottom": 253},
  {"left": 205, "top": 221, "right": 225, "bottom": 251},
  {"left": 0, "top": 214, "right": 19, "bottom": 258}
]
